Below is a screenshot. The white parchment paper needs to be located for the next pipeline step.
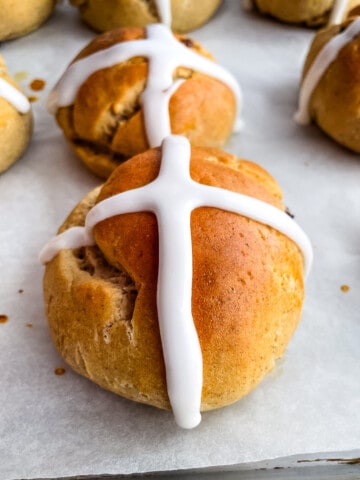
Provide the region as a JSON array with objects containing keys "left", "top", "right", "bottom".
[{"left": 1, "top": 1, "right": 359, "bottom": 479}]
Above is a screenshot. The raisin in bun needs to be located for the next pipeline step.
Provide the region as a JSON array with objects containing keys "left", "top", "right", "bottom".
[
  {"left": 70, "top": 0, "right": 222, "bottom": 33},
  {"left": 295, "top": 16, "right": 360, "bottom": 152},
  {"left": 48, "top": 26, "right": 240, "bottom": 179},
  {"left": 251, "top": 0, "right": 360, "bottom": 26},
  {"left": 42, "top": 139, "right": 310, "bottom": 427},
  {"left": 0, "top": 56, "right": 33, "bottom": 174},
  {"left": 0, "top": 0, "right": 56, "bottom": 41}
]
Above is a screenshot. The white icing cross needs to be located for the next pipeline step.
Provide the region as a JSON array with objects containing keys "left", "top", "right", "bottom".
[
  {"left": 40, "top": 135, "right": 312, "bottom": 429},
  {"left": 0, "top": 77, "right": 30, "bottom": 114},
  {"left": 47, "top": 23, "right": 242, "bottom": 148}
]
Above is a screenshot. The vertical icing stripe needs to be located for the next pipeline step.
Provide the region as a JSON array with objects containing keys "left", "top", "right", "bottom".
[
  {"left": 154, "top": 137, "right": 202, "bottom": 429},
  {"left": 154, "top": 0, "right": 172, "bottom": 27},
  {"left": 295, "top": 17, "right": 360, "bottom": 125},
  {"left": 0, "top": 77, "right": 30, "bottom": 114},
  {"left": 140, "top": 79, "right": 185, "bottom": 147}
]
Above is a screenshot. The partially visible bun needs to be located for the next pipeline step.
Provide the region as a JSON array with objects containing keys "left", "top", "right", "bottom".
[
  {"left": 43, "top": 145, "right": 305, "bottom": 413},
  {"left": 0, "top": 0, "right": 55, "bottom": 41},
  {"left": 0, "top": 56, "right": 33, "bottom": 174},
  {"left": 252, "top": 0, "right": 360, "bottom": 26},
  {"left": 301, "top": 18, "right": 360, "bottom": 152},
  {"left": 70, "top": 0, "right": 222, "bottom": 33}
]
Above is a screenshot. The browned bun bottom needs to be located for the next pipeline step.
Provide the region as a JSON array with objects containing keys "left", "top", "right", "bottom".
[
  {"left": 43, "top": 145, "right": 305, "bottom": 411},
  {"left": 55, "top": 27, "right": 237, "bottom": 179}
]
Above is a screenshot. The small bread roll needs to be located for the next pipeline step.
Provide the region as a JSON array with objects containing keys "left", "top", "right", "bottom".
[
  {"left": 0, "top": 0, "right": 56, "bottom": 41},
  {"left": 0, "top": 56, "right": 33, "bottom": 174},
  {"left": 251, "top": 0, "right": 360, "bottom": 26},
  {"left": 50, "top": 27, "right": 239, "bottom": 179},
  {"left": 43, "top": 144, "right": 306, "bottom": 420},
  {"left": 70, "top": 0, "right": 222, "bottom": 33},
  {"left": 298, "top": 17, "right": 360, "bottom": 152}
]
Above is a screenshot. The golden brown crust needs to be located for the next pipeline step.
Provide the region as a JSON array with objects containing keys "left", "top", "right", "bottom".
[
  {"left": 302, "top": 18, "right": 360, "bottom": 152},
  {"left": 70, "top": 0, "right": 222, "bottom": 33},
  {"left": 0, "top": 0, "right": 55, "bottom": 41},
  {"left": 55, "top": 27, "right": 237, "bottom": 179},
  {"left": 43, "top": 146, "right": 304, "bottom": 412},
  {"left": 0, "top": 56, "right": 33, "bottom": 174},
  {"left": 253, "top": 0, "right": 360, "bottom": 26}
]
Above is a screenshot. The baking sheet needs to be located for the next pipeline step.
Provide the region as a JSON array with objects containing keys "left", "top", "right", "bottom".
[{"left": 1, "top": 1, "right": 360, "bottom": 479}]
